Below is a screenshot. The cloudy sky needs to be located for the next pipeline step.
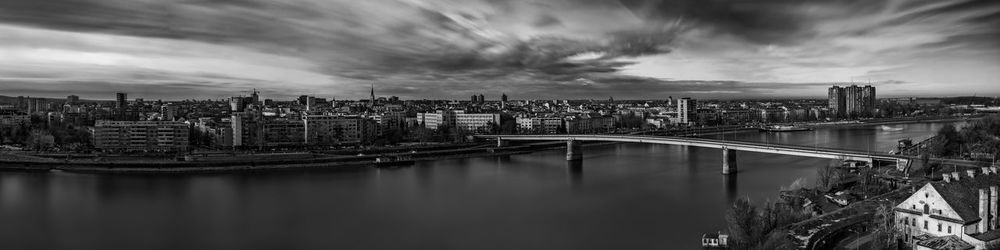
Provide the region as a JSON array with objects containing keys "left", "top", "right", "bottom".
[{"left": 0, "top": 0, "right": 997, "bottom": 100}]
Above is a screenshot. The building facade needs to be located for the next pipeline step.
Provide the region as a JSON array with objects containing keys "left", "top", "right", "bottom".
[
  {"left": 303, "top": 115, "right": 376, "bottom": 145},
  {"left": 93, "top": 120, "right": 190, "bottom": 152},
  {"left": 418, "top": 110, "right": 499, "bottom": 133},
  {"left": 895, "top": 167, "right": 1000, "bottom": 250},
  {"left": 565, "top": 116, "right": 614, "bottom": 134},
  {"left": 516, "top": 117, "right": 563, "bottom": 134},
  {"left": 829, "top": 85, "right": 876, "bottom": 118},
  {"left": 678, "top": 98, "right": 696, "bottom": 126}
]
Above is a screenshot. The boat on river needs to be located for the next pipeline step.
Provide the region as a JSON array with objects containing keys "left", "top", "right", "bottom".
[
  {"left": 880, "top": 125, "right": 904, "bottom": 131},
  {"left": 759, "top": 125, "right": 812, "bottom": 132},
  {"left": 373, "top": 155, "right": 415, "bottom": 168}
]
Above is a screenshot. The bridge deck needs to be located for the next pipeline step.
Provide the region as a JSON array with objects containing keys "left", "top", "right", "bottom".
[{"left": 479, "top": 135, "right": 910, "bottom": 162}]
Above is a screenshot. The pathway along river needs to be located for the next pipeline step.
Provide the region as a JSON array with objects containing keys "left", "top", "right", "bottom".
[{"left": 0, "top": 121, "right": 960, "bottom": 250}]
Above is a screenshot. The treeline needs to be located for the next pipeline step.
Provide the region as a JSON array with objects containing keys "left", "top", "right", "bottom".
[
  {"left": 927, "top": 115, "right": 1000, "bottom": 159},
  {"left": 725, "top": 198, "right": 811, "bottom": 249}
]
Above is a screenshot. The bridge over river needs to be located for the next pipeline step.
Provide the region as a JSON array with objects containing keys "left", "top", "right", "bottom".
[{"left": 476, "top": 134, "right": 912, "bottom": 174}]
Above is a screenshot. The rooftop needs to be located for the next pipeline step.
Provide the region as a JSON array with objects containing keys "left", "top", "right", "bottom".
[{"left": 929, "top": 168, "right": 1000, "bottom": 223}]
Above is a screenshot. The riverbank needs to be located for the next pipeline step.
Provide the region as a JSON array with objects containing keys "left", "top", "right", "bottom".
[
  {"left": 0, "top": 141, "right": 607, "bottom": 174},
  {"left": 801, "top": 116, "right": 978, "bottom": 128}
]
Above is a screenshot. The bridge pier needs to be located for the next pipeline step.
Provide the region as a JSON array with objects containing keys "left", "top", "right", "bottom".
[
  {"left": 496, "top": 138, "right": 508, "bottom": 147},
  {"left": 722, "top": 148, "right": 738, "bottom": 175},
  {"left": 566, "top": 140, "right": 582, "bottom": 161},
  {"left": 895, "top": 158, "right": 910, "bottom": 172}
]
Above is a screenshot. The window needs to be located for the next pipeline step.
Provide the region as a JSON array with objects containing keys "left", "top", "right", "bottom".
[
  {"left": 924, "top": 204, "right": 930, "bottom": 214},
  {"left": 912, "top": 218, "right": 916, "bottom": 226},
  {"left": 938, "top": 223, "right": 942, "bottom": 232},
  {"left": 924, "top": 221, "right": 928, "bottom": 229},
  {"left": 926, "top": 193, "right": 929, "bottom": 198},
  {"left": 948, "top": 226, "right": 952, "bottom": 234}
]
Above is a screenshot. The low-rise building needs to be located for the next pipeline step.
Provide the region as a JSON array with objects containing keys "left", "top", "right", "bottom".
[
  {"left": 262, "top": 119, "right": 305, "bottom": 146},
  {"left": 417, "top": 110, "right": 499, "bottom": 133},
  {"left": 0, "top": 109, "right": 30, "bottom": 127},
  {"left": 303, "top": 114, "right": 376, "bottom": 145},
  {"left": 565, "top": 116, "right": 614, "bottom": 134},
  {"left": 516, "top": 117, "right": 563, "bottom": 134},
  {"left": 895, "top": 167, "right": 1000, "bottom": 250},
  {"left": 93, "top": 120, "right": 190, "bottom": 152}
]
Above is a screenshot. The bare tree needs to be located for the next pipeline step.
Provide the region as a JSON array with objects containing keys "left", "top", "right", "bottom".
[
  {"left": 870, "top": 202, "right": 900, "bottom": 249},
  {"left": 817, "top": 158, "right": 845, "bottom": 192}
]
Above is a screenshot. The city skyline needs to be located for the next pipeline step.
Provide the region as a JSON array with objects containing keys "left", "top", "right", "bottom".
[{"left": 1, "top": 0, "right": 998, "bottom": 100}]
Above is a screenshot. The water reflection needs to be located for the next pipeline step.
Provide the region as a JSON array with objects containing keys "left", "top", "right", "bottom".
[
  {"left": 725, "top": 174, "right": 738, "bottom": 204},
  {"left": 566, "top": 160, "right": 583, "bottom": 187}
]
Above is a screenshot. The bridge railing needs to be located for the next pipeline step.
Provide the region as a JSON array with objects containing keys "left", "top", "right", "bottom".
[{"left": 481, "top": 134, "right": 907, "bottom": 160}]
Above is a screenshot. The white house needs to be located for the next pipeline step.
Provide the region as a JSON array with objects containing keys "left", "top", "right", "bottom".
[{"left": 895, "top": 166, "right": 1000, "bottom": 250}]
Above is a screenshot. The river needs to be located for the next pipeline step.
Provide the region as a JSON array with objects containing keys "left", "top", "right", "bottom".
[{"left": 0, "top": 122, "right": 959, "bottom": 250}]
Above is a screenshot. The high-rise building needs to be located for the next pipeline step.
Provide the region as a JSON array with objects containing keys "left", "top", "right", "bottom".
[
  {"left": 828, "top": 86, "right": 846, "bottom": 117},
  {"left": 298, "top": 95, "right": 309, "bottom": 106},
  {"left": 477, "top": 94, "right": 485, "bottom": 103},
  {"left": 115, "top": 92, "right": 127, "bottom": 109},
  {"left": 162, "top": 104, "right": 178, "bottom": 121},
  {"left": 501, "top": 93, "right": 508, "bottom": 102},
  {"left": 862, "top": 85, "right": 876, "bottom": 116},
  {"left": 828, "top": 85, "right": 876, "bottom": 118},
  {"left": 230, "top": 96, "right": 247, "bottom": 112},
  {"left": 678, "top": 97, "right": 696, "bottom": 125},
  {"left": 16, "top": 96, "right": 26, "bottom": 111},
  {"left": 67, "top": 95, "right": 79, "bottom": 104},
  {"left": 231, "top": 111, "right": 263, "bottom": 147}
]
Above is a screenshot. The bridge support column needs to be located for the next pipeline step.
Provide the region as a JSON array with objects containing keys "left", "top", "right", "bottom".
[
  {"left": 896, "top": 158, "right": 910, "bottom": 172},
  {"left": 566, "top": 140, "right": 582, "bottom": 161},
  {"left": 722, "top": 148, "right": 737, "bottom": 175},
  {"left": 496, "top": 138, "right": 508, "bottom": 147}
]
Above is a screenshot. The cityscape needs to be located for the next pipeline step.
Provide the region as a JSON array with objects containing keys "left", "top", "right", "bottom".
[{"left": 1, "top": 0, "right": 1000, "bottom": 250}]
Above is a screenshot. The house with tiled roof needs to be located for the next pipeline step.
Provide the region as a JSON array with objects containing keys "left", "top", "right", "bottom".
[{"left": 895, "top": 166, "right": 1000, "bottom": 250}]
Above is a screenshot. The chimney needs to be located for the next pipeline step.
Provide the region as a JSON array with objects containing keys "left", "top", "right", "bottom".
[
  {"left": 992, "top": 186, "right": 999, "bottom": 230},
  {"left": 981, "top": 188, "right": 990, "bottom": 233},
  {"left": 968, "top": 169, "right": 977, "bottom": 178},
  {"left": 953, "top": 172, "right": 961, "bottom": 181},
  {"left": 943, "top": 174, "right": 951, "bottom": 183}
]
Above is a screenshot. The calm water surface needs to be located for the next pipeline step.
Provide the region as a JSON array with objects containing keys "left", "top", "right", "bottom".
[{"left": 0, "top": 122, "right": 959, "bottom": 250}]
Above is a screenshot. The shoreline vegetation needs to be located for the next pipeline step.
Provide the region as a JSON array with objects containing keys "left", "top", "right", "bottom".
[{"left": 0, "top": 117, "right": 974, "bottom": 175}]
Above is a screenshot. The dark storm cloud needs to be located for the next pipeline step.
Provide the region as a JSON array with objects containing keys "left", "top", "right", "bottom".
[
  {"left": 615, "top": 0, "right": 822, "bottom": 44},
  {"left": 0, "top": 0, "right": 997, "bottom": 99}
]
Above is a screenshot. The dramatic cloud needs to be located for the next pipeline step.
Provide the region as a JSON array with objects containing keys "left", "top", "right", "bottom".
[{"left": 0, "top": 0, "right": 997, "bottom": 100}]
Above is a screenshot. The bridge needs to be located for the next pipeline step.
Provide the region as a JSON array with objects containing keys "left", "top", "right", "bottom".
[{"left": 476, "top": 134, "right": 912, "bottom": 175}]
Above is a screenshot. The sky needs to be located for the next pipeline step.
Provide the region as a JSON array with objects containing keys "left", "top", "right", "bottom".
[{"left": 0, "top": 0, "right": 998, "bottom": 100}]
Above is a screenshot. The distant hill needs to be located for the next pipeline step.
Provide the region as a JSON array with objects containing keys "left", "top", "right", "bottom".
[
  {"left": 941, "top": 96, "right": 998, "bottom": 105},
  {"left": 0, "top": 95, "right": 109, "bottom": 104}
]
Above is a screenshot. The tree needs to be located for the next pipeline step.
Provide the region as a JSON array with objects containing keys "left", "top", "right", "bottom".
[
  {"left": 26, "top": 129, "right": 53, "bottom": 151},
  {"left": 725, "top": 198, "right": 758, "bottom": 249},
  {"left": 929, "top": 124, "right": 962, "bottom": 157},
  {"left": 869, "top": 203, "right": 900, "bottom": 249},
  {"left": 725, "top": 198, "right": 811, "bottom": 249},
  {"left": 817, "top": 159, "right": 844, "bottom": 192}
]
